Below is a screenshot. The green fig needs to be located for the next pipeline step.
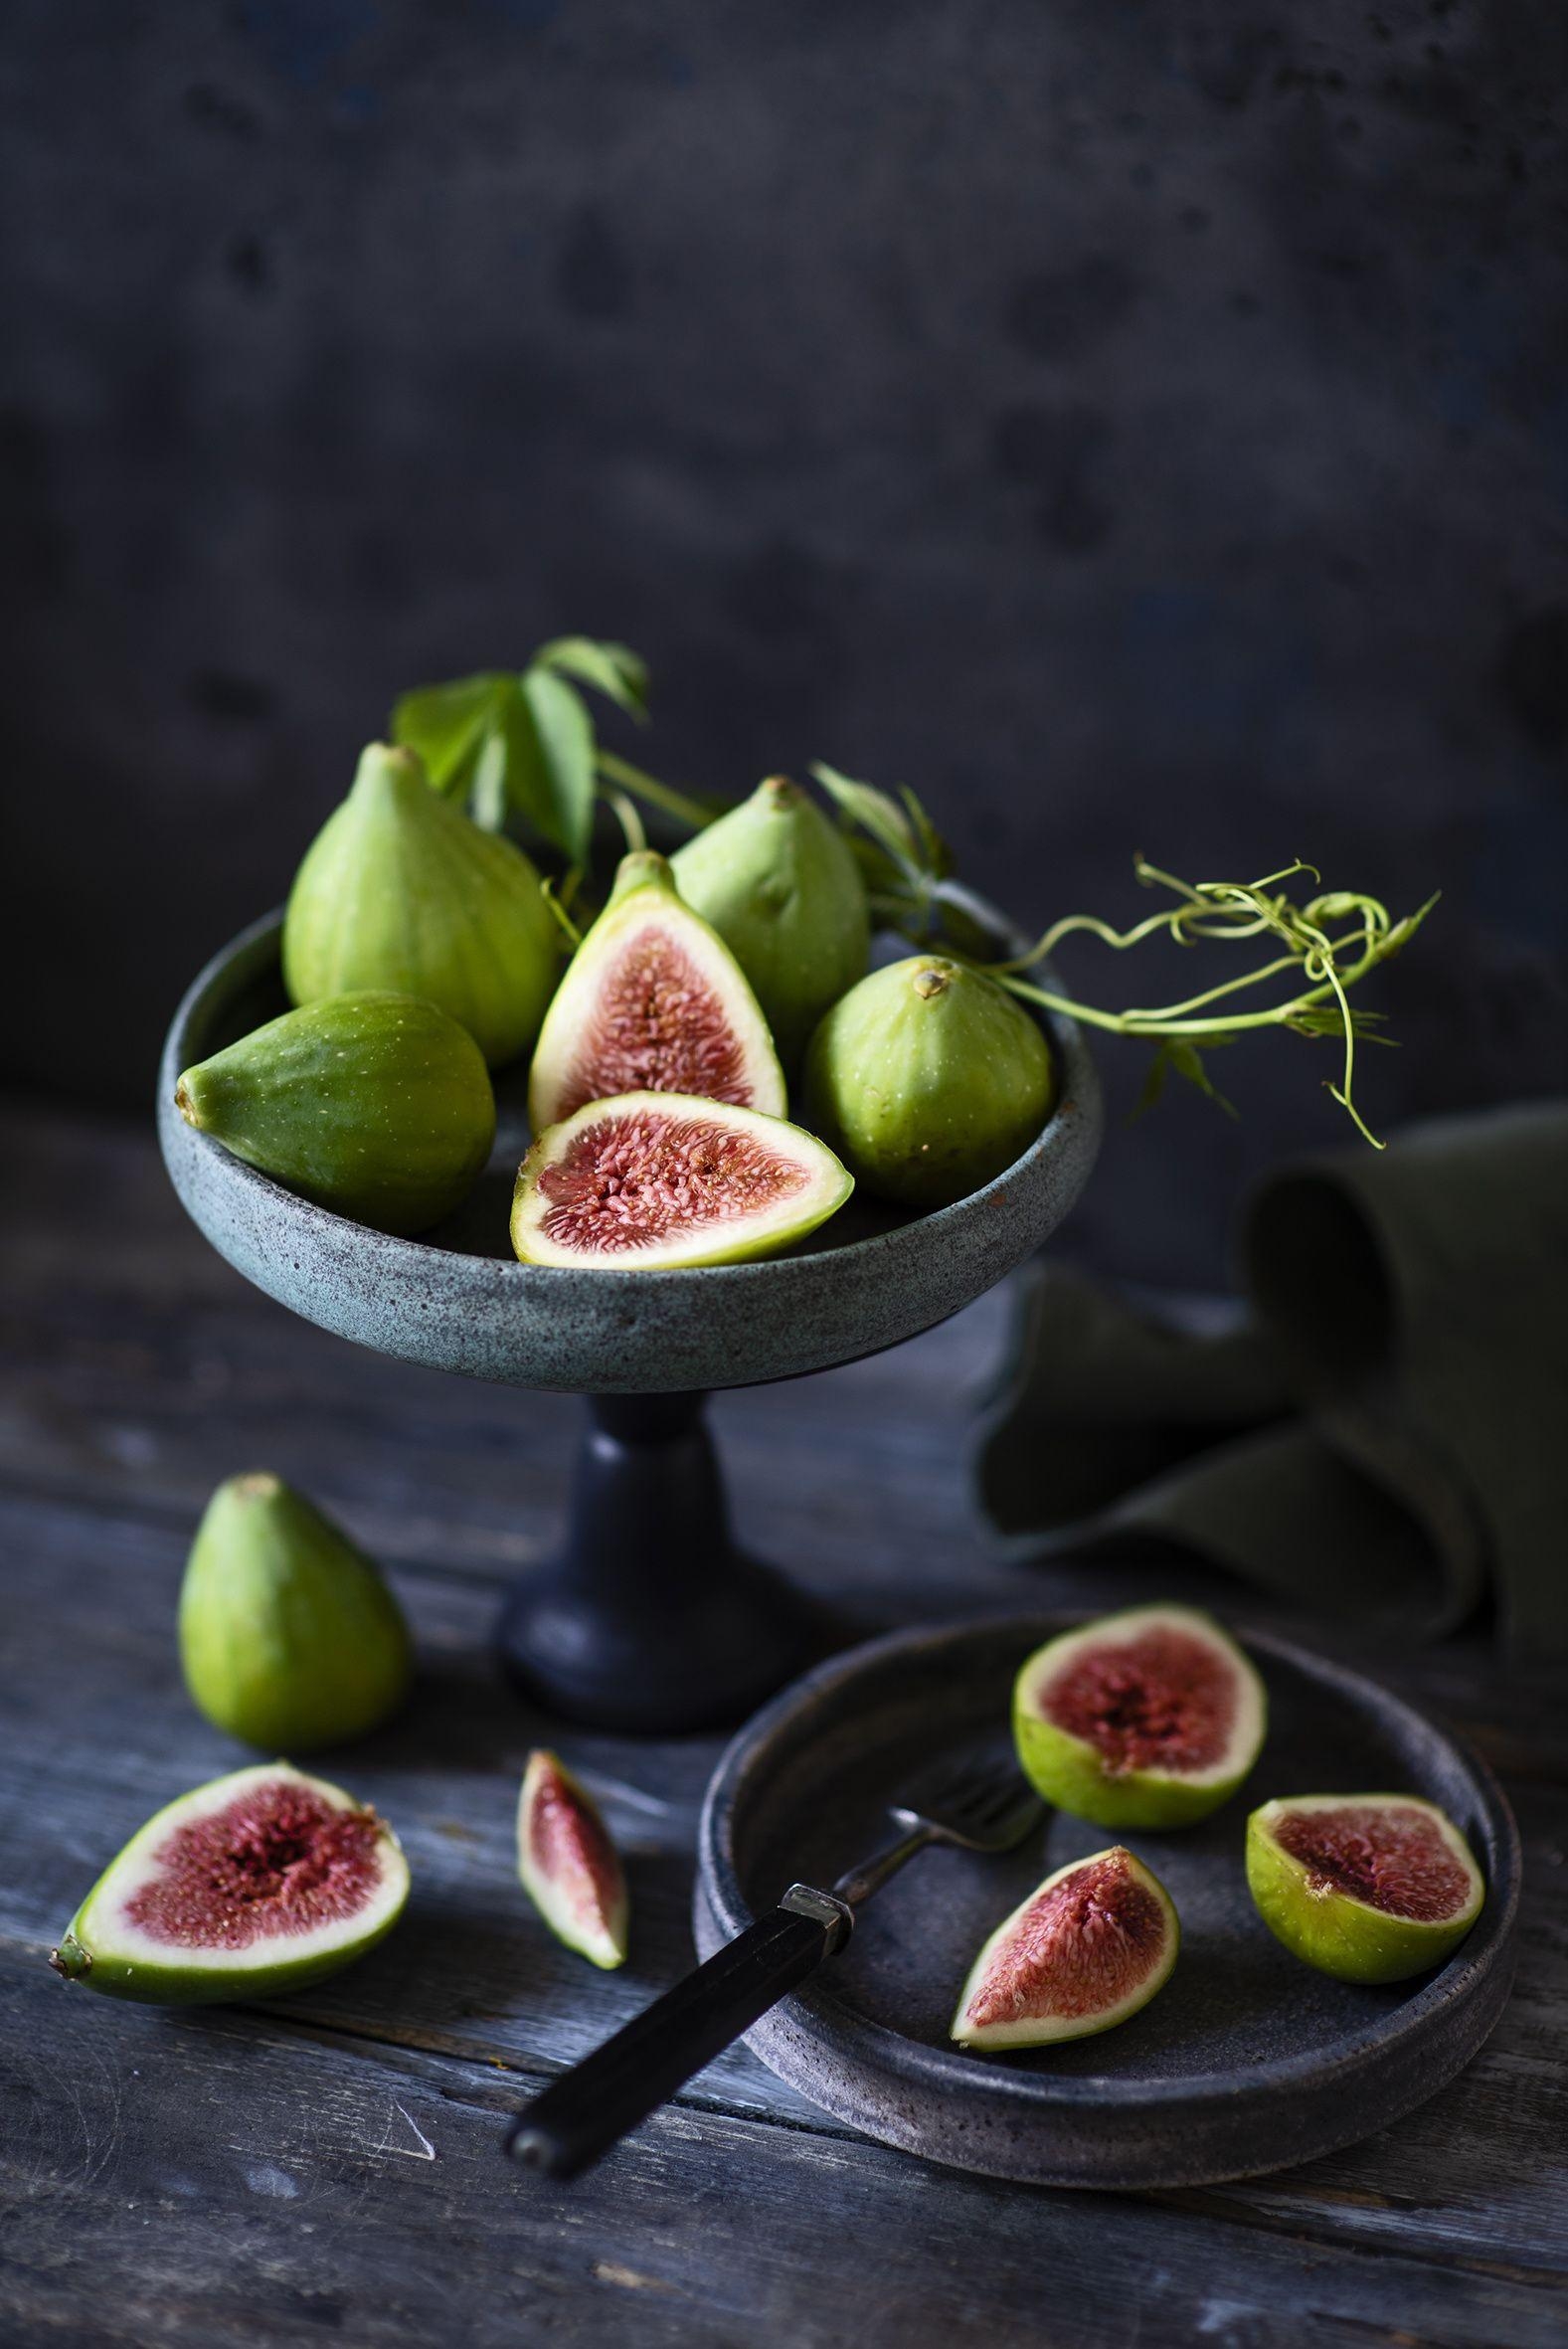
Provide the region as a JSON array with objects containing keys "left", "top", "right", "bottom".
[
  {"left": 282, "top": 742, "right": 561, "bottom": 1067},
  {"left": 175, "top": 991, "right": 496, "bottom": 1235},
  {"left": 802, "top": 956, "right": 1054, "bottom": 1210},
  {"left": 49, "top": 1762, "right": 410, "bottom": 2004},
  {"left": 180, "top": 1474, "right": 413, "bottom": 1751},
  {"left": 670, "top": 776, "right": 870, "bottom": 1070},
  {"left": 528, "top": 850, "right": 786, "bottom": 1130}
]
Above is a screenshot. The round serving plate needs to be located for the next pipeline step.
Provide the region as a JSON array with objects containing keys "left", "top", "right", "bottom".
[
  {"left": 694, "top": 1612, "right": 1520, "bottom": 2190},
  {"left": 156, "top": 912, "right": 1101, "bottom": 1397}
]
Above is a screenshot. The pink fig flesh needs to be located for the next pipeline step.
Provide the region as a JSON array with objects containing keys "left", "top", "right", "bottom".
[
  {"left": 1270, "top": 1801, "right": 1475, "bottom": 1922},
  {"left": 517, "top": 1750, "right": 628, "bottom": 1969},
  {"left": 557, "top": 924, "right": 756, "bottom": 1119},
  {"left": 1043, "top": 1622, "right": 1242, "bottom": 1777}
]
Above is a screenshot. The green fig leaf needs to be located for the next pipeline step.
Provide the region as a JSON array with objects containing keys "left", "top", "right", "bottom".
[
  {"left": 391, "top": 672, "right": 513, "bottom": 799},
  {"left": 512, "top": 668, "right": 598, "bottom": 864},
  {"left": 533, "top": 636, "right": 650, "bottom": 722}
]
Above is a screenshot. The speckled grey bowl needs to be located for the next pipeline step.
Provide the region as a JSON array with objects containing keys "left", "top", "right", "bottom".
[{"left": 156, "top": 911, "right": 1101, "bottom": 1396}]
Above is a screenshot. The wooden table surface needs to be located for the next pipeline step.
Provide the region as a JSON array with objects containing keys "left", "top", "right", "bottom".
[{"left": 2, "top": 1100, "right": 1564, "bottom": 2349}]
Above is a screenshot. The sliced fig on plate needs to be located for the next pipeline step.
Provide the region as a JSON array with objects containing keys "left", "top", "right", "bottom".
[
  {"left": 528, "top": 850, "right": 786, "bottom": 1130},
  {"left": 1247, "top": 1793, "right": 1484, "bottom": 1983},
  {"left": 1013, "top": 1604, "right": 1267, "bottom": 1830},
  {"left": 49, "top": 1762, "right": 410, "bottom": 2004},
  {"left": 953, "top": 1844, "right": 1178, "bottom": 2050},
  {"left": 510, "top": 1090, "right": 853, "bottom": 1269},
  {"left": 517, "top": 1749, "right": 628, "bottom": 1969}
]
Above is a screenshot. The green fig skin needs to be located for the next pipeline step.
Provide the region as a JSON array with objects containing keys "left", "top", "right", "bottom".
[
  {"left": 282, "top": 743, "right": 561, "bottom": 1067},
  {"left": 180, "top": 1474, "right": 413, "bottom": 1751},
  {"left": 802, "top": 957, "right": 1054, "bottom": 1210},
  {"left": 1246, "top": 1796, "right": 1484, "bottom": 1985},
  {"left": 49, "top": 1763, "right": 410, "bottom": 2005},
  {"left": 176, "top": 991, "right": 496, "bottom": 1235},
  {"left": 671, "top": 776, "right": 870, "bottom": 1072}
]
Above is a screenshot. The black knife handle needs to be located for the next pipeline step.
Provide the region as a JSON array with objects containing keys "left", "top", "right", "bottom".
[{"left": 506, "top": 1890, "right": 847, "bottom": 2181}]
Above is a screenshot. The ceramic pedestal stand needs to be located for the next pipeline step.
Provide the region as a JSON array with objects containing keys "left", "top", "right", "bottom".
[{"left": 159, "top": 913, "right": 1101, "bottom": 1734}]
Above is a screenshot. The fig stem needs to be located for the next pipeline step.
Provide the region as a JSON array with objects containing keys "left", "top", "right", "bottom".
[{"left": 594, "top": 749, "right": 717, "bottom": 834}]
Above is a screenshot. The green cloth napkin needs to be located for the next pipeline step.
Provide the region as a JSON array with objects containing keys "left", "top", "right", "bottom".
[{"left": 974, "top": 1103, "right": 1568, "bottom": 1654}]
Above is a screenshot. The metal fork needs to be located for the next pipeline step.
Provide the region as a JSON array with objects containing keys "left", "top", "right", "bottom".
[{"left": 505, "top": 1754, "right": 1044, "bottom": 2180}]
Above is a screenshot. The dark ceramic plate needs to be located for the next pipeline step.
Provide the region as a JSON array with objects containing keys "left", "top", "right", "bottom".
[
  {"left": 157, "top": 914, "right": 1101, "bottom": 1394},
  {"left": 694, "top": 1614, "right": 1521, "bottom": 2189}
]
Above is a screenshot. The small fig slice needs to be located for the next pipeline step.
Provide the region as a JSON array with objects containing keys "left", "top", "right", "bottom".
[
  {"left": 510, "top": 1090, "right": 853, "bottom": 1270},
  {"left": 803, "top": 956, "right": 1054, "bottom": 1211},
  {"left": 528, "top": 851, "right": 786, "bottom": 1131},
  {"left": 49, "top": 1763, "right": 410, "bottom": 2005},
  {"left": 282, "top": 742, "right": 561, "bottom": 1068},
  {"left": 1013, "top": 1604, "right": 1267, "bottom": 1830},
  {"left": 1247, "top": 1793, "right": 1484, "bottom": 1984},
  {"left": 517, "top": 1749, "right": 628, "bottom": 1969},
  {"left": 176, "top": 991, "right": 496, "bottom": 1236},
  {"left": 671, "top": 775, "right": 870, "bottom": 1072},
  {"left": 180, "top": 1473, "right": 412, "bottom": 1752},
  {"left": 953, "top": 1845, "right": 1178, "bottom": 2050}
]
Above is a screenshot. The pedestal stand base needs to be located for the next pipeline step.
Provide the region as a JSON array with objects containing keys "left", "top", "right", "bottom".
[{"left": 496, "top": 1392, "right": 838, "bottom": 1734}]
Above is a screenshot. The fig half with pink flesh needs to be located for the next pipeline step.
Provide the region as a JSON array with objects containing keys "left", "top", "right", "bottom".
[
  {"left": 953, "top": 1844, "right": 1178, "bottom": 2050},
  {"left": 1013, "top": 1604, "right": 1267, "bottom": 1830},
  {"left": 1247, "top": 1793, "right": 1484, "bottom": 1983},
  {"left": 49, "top": 1762, "right": 410, "bottom": 2004},
  {"left": 517, "top": 1749, "right": 628, "bottom": 1969},
  {"left": 510, "top": 1091, "right": 853, "bottom": 1269},
  {"left": 528, "top": 850, "right": 785, "bottom": 1131}
]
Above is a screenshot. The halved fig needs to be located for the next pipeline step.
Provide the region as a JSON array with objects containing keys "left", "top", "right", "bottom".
[
  {"left": 510, "top": 1090, "right": 853, "bottom": 1269},
  {"left": 517, "top": 1749, "right": 628, "bottom": 1969},
  {"left": 1247, "top": 1793, "right": 1484, "bottom": 1984},
  {"left": 1013, "top": 1604, "right": 1267, "bottom": 1830},
  {"left": 528, "top": 850, "right": 785, "bottom": 1131},
  {"left": 953, "top": 1845, "right": 1178, "bottom": 2049},
  {"left": 49, "top": 1762, "right": 410, "bottom": 2004}
]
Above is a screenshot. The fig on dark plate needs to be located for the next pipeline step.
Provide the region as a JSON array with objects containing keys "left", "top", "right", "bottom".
[
  {"left": 518, "top": 1749, "right": 628, "bottom": 1969},
  {"left": 953, "top": 1844, "right": 1178, "bottom": 2050},
  {"left": 49, "top": 1763, "right": 410, "bottom": 2004},
  {"left": 1013, "top": 1604, "right": 1267, "bottom": 1830},
  {"left": 1247, "top": 1793, "right": 1484, "bottom": 1983},
  {"left": 529, "top": 851, "right": 785, "bottom": 1131}
]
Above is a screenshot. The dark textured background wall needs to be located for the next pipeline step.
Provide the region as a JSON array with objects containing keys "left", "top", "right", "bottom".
[{"left": 3, "top": 0, "right": 1566, "bottom": 1282}]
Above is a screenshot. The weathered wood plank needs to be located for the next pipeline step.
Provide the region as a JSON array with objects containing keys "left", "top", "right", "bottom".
[{"left": 2, "top": 1958, "right": 1562, "bottom": 2349}]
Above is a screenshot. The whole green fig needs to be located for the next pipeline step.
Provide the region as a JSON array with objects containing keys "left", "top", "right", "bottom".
[
  {"left": 180, "top": 1475, "right": 413, "bottom": 1751},
  {"left": 282, "top": 742, "right": 560, "bottom": 1067},
  {"left": 175, "top": 991, "right": 496, "bottom": 1235},
  {"left": 671, "top": 777, "right": 870, "bottom": 1071},
  {"left": 803, "top": 956, "right": 1054, "bottom": 1209}
]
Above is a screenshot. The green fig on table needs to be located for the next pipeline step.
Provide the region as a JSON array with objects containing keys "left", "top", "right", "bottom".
[
  {"left": 671, "top": 776, "right": 870, "bottom": 1072},
  {"left": 282, "top": 742, "right": 562, "bottom": 1068},
  {"left": 174, "top": 990, "right": 496, "bottom": 1235},
  {"left": 802, "top": 956, "right": 1054, "bottom": 1210},
  {"left": 180, "top": 1474, "right": 413, "bottom": 1751}
]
